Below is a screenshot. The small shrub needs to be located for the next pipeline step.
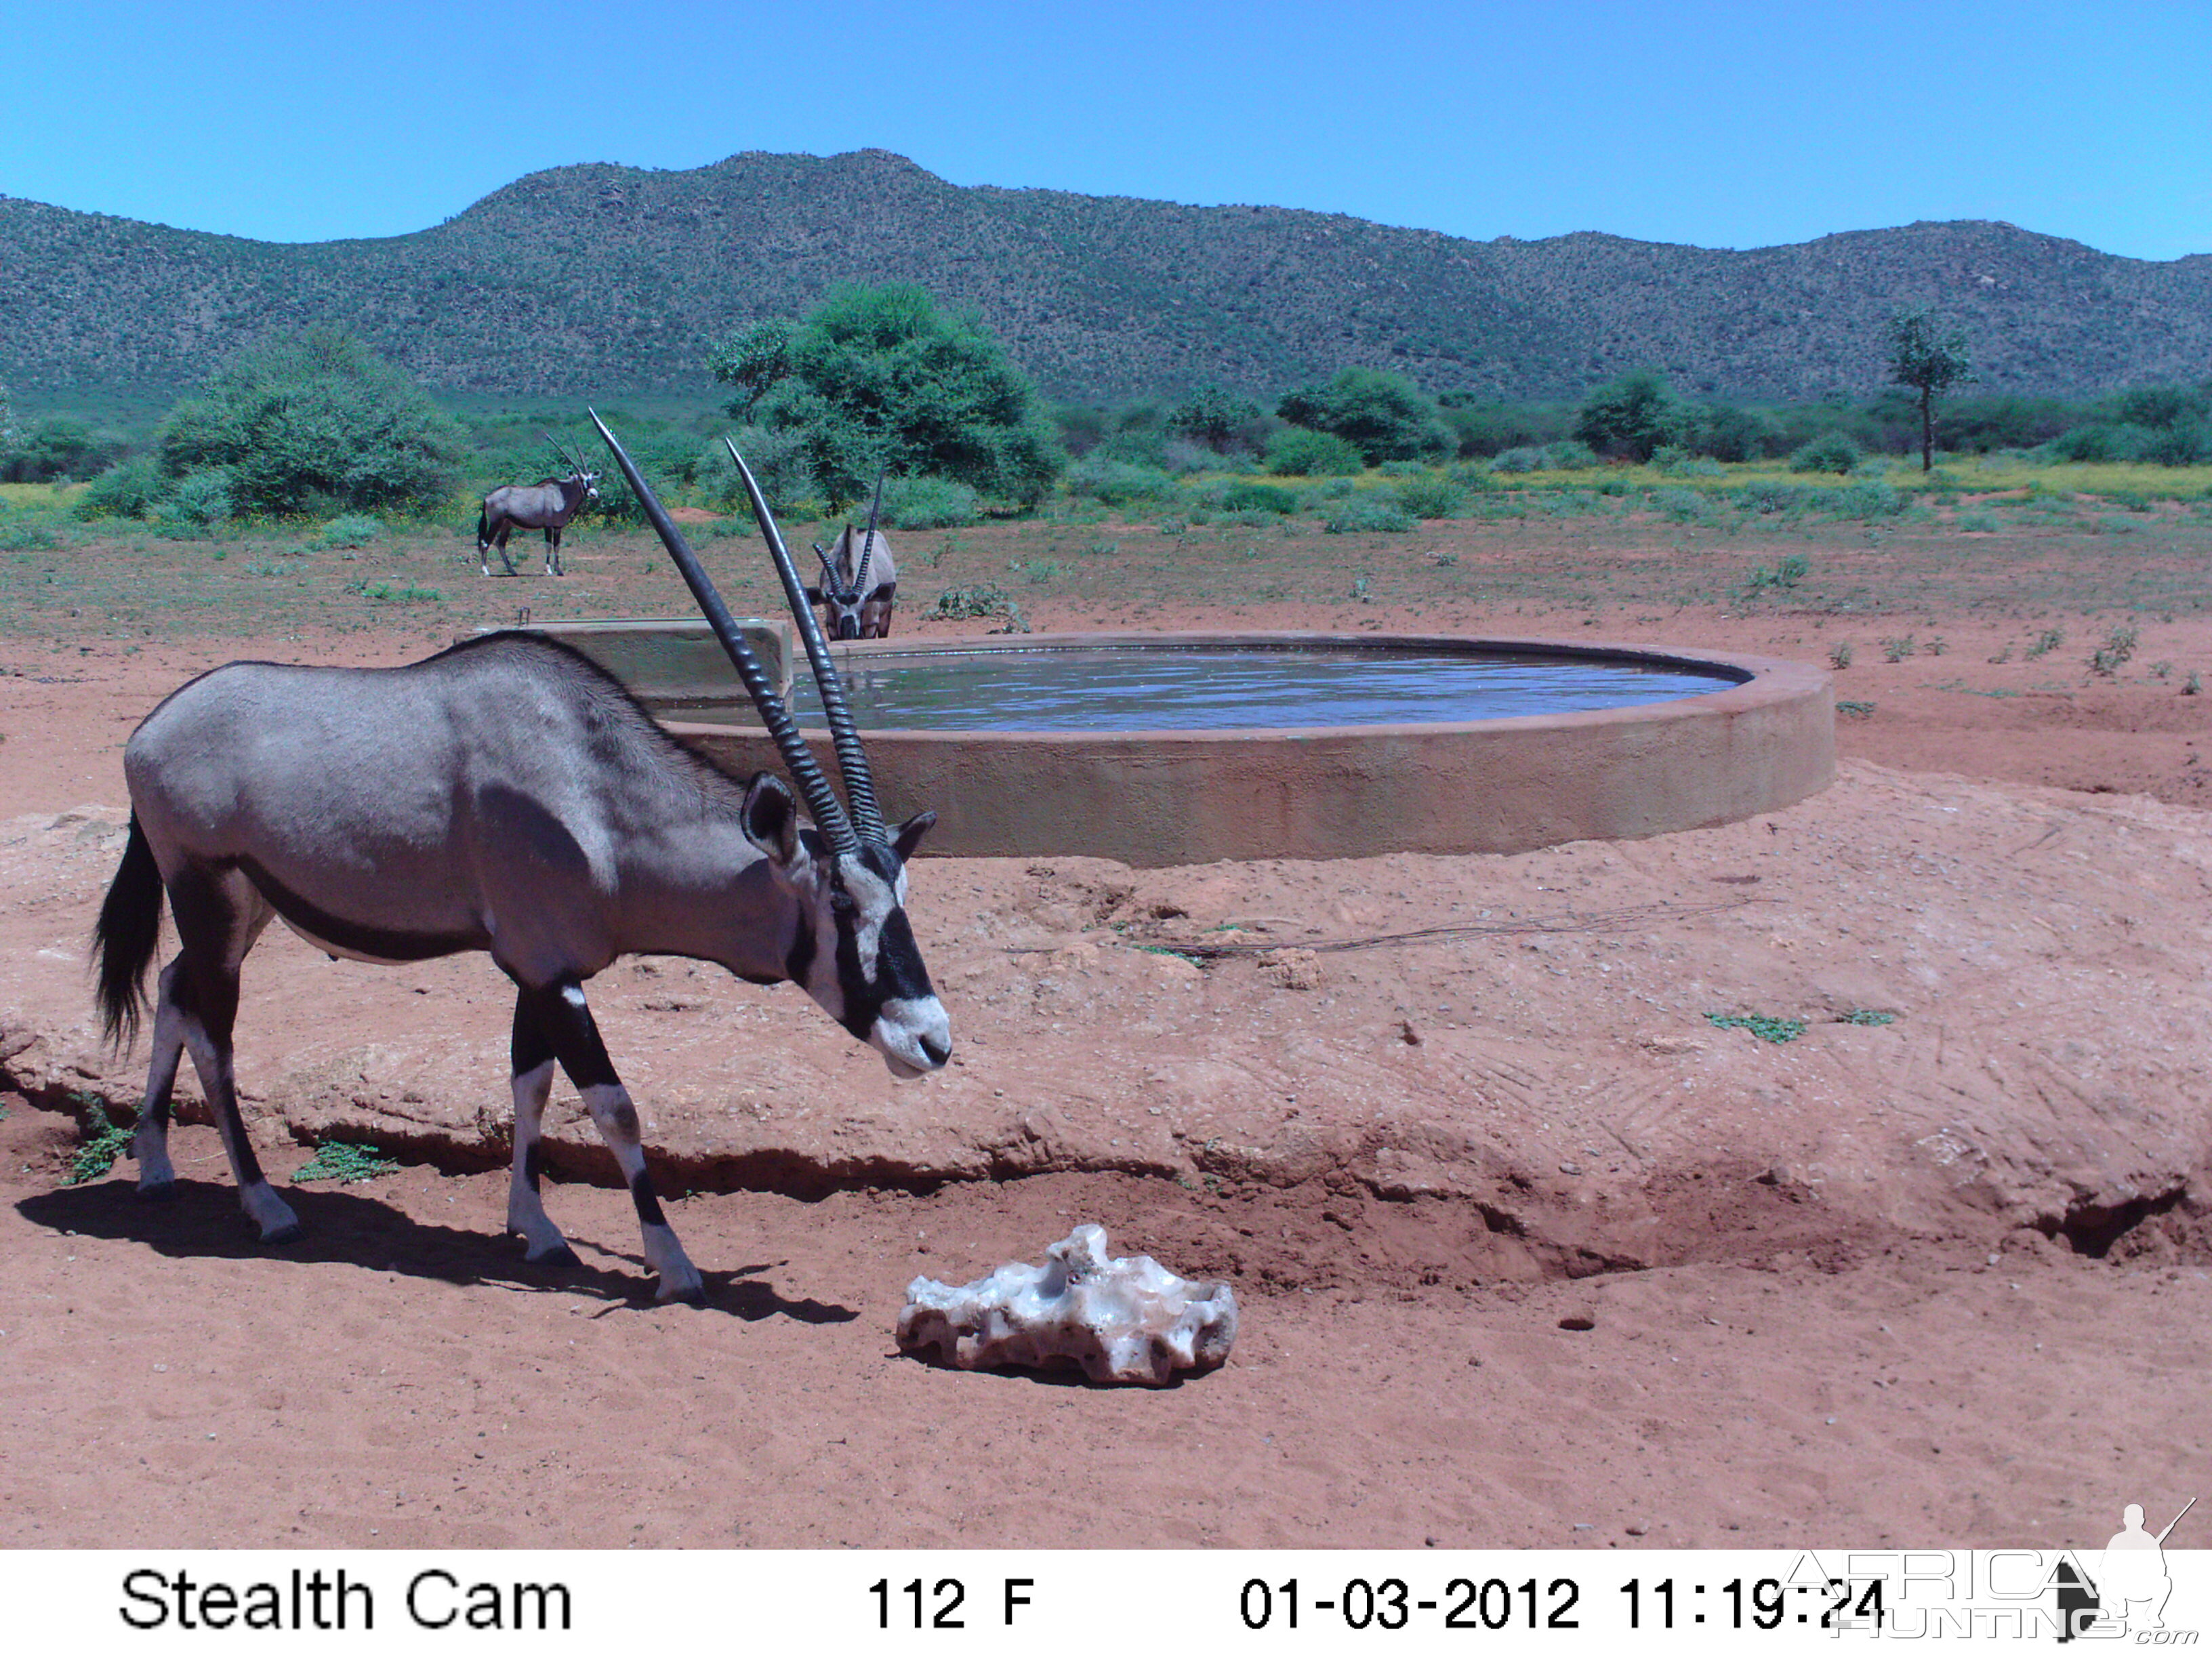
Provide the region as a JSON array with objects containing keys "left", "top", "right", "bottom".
[
  {"left": 65, "top": 1095, "right": 133, "bottom": 1185},
  {"left": 157, "top": 468, "right": 234, "bottom": 528},
  {"left": 2025, "top": 626, "right": 2064, "bottom": 659},
  {"left": 292, "top": 1141, "right": 401, "bottom": 1184},
  {"left": 1262, "top": 427, "right": 1365, "bottom": 477},
  {"left": 1736, "top": 479, "right": 1811, "bottom": 515},
  {"left": 1789, "top": 432, "right": 1863, "bottom": 474},
  {"left": 76, "top": 455, "right": 165, "bottom": 520},
  {"left": 1706, "top": 1012, "right": 1806, "bottom": 1044},
  {"left": 1650, "top": 485, "right": 1714, "bottom": 524},
  {"left": 0, "top": 521, "right": 60, "bottom": 551},
  {"left": 1541, "top": 439, "right": 1600, "bottom": 470},
  {"left": 1836, "top": 699, "right": 1877, "bottom": 717},
  {"left": 1221, "top": 480, "right": 1298, "bottom": 516},
  {"left": 1740, "top": 553, "right": 1810, "bottom": 598},
  {"left": 1067, "top": 455, "right": 1177, "bottom": 506},
  {"left": 315, "top": 513, "right": 383, "bottom": 550},
  {"left": 1391, "top": 474, "right": 1465, "bottom": 519},
  {"left": 1322, "top": 496, "right": 1414, "bottom": 534},
  {"left": 1828, "top": 641, "right": 1853, "bottom": 670},
  {"left": 1881, "top": 635, "right": 1917, "bottom": 663},
  {"left": 1488, "top": 446, "right": 1544, "bottom": 474},
  {"left": 2089, "top": 625, "right": 2139, "bottom": 676},
  {"left": 1953, "top": 510, "right": 1999, "bottom": 533},
  {"left": 927, "top": 586, "right": 1031, "bottom": 632},
  {"left": 879, "top": 475, "right": 980, "bottom": 530}
]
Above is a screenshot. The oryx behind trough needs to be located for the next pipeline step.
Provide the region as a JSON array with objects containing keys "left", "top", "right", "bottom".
[
  {"left": 94, "top": 417, "right": 948, "bottom": 1300},
  {"left": 790, "top": 453, "right": 897, "bottom": 639},
  {"left": 478, "top": 434, "right": 600, "bottom": 577}
]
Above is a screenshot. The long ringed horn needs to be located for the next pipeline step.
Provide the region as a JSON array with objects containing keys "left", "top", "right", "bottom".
[
  {"left": 724, "top": 435, "right": 884, "bottom": 839},
  {"left": 589, "top": 411, "right": 857, "bottom": 853},
  {"left": 858, "top": 465, "right": 886, "bottom": 589}
]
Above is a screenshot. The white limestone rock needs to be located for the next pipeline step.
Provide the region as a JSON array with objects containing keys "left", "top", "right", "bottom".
[{"left": 897, "top": 1223, "right": 1238, "bottom": 1386}]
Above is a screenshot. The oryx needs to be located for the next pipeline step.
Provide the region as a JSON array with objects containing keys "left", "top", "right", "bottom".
[
  {"left": 796, "top": 458, "right": 897, "bottom": 639},
  {"left": 93, "top": 415, "right": 948, "bottom": 1301},
  {"left": 477, "top": 434, "right": 600, "bottom": 577}
]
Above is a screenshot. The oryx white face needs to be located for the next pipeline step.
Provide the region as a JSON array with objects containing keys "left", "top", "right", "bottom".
[{"left": 741, "top": 777, "right": 949, "bottom": 1079}]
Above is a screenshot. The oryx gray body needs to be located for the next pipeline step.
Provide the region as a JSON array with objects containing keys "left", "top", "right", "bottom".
[
  {"left": 96, "top": 420, "right": 947, "bottom": 1300},
  {"left": 807, "top": 523, "right": 898, "bottom": 639},
  {"left": 478, "top": 469, "right": 598, "bottom": 577}
]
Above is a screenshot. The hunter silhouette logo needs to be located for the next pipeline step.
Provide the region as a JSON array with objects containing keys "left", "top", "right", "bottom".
[{"left": 2059, "top": 1496, "right": 2196, "bottom": 1641}]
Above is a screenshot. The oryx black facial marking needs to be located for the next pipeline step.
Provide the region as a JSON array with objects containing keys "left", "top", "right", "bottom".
[{"left": 91, "top": 419, "right": 949, "bottom": 1298}]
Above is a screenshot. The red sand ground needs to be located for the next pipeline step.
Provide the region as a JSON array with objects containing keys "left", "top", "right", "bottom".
[{"left": 2, "top": 588, "right": 2207, "bottom": 1551}]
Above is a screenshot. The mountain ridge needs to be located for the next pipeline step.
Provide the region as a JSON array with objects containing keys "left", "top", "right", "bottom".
[{"left": 4, "top": 148, "right": 2207, "bottom": 406}]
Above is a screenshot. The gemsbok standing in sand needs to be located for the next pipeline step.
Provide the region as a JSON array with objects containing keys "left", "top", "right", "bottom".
[
  {"left": 797, "top": 457, "right": 898, "bottom": 639},
  {"left": 94, "top": 415, "right": 948, "bottom": 1301},
  {"left": 477, "top": 434, "right": 600, "bottom": 577}
]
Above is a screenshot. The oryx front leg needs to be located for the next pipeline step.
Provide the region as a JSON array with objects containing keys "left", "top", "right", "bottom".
[
  {"left": 504, "top": 991, "right": 575, "bottom": 1267},
  {"left": 534, "top": 981, "right": 700, "bottom": 1302}
]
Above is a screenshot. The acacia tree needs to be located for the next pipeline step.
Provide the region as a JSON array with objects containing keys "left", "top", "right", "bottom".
[
  {"left": 1887, "top": 307, "right": 1973, "bottom": 473},
  {"left": 706, "top": 318, "right": 796, "bottom": 419},
  {"left": 1275, "top": 368, "right": 1452, "bottom": 464},
  {"left": 1573, "top": 369, "right": 1685, "bottom": 462},
  {"left": 743, "top": 284, "right": 1063, "bottom": 510}
]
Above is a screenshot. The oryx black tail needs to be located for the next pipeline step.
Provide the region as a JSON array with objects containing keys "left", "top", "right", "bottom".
[
  {"left": 476, "top": 507, "right": 490, "bottom": 547},
  {"left": 94, "top": 813, "right": 165, "bottom": 1051}
]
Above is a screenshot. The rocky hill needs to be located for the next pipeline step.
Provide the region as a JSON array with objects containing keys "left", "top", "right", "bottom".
[{"left": 3, "top": 148, "right": 2207, "bottom": 405}]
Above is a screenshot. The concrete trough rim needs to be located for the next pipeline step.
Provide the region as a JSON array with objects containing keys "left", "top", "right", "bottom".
[
  {"left": 653, "top": 630, "right": 1835, "bottom": 865},
  {"left": 660, "top": 629, "right": 1805, "bottom": 745}
]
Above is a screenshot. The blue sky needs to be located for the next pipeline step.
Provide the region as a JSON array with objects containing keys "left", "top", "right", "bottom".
[{"left": 5, "top": 1, "right": 2207, "bottom": 260}]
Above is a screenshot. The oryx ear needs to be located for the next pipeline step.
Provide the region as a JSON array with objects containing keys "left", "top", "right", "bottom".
[
  {"left": 803, "top": 586, "right": 825, "bottom": 605},
  {"left": 741, "top": 773, "right": 801, "bottom": 865},
  {"left": 890, "top": 808, "right": 936, "bottom": 863}
]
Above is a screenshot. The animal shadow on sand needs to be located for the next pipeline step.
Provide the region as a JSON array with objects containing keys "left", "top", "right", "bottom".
[{"left": 15, "top": 1178, "right": 856, "bottom": 1326}]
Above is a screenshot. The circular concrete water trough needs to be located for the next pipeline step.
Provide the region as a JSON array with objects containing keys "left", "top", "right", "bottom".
[{"left": 655, "top": 631, "right": 1832, "bottom": 868}]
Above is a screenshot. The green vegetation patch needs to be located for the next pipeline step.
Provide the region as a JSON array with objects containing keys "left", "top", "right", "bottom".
[
  {"left": 1706, "top": 1012, "right": 1807, "bottom": 1044},
  {"left": 64, "top": 1094, "right": 133, "bottom": 1185},
  {"left": 292, "top": 1140, "right": 401, "bottom": 1185}
]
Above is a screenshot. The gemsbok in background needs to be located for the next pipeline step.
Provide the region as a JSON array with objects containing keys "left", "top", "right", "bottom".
[
  {"left": 477, "top": 434, "right": 600, "bottom": 577},
  {"left": 94, "top": 415, "right": 948, "bottom": 1300},
  {"left": 797, "top": 457, "right": 898, "bottom": 638}
]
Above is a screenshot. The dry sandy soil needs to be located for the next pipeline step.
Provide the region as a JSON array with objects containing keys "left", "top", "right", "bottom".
[{"left": 2, "top": 509, "right": 2209, "bottom": 1550}]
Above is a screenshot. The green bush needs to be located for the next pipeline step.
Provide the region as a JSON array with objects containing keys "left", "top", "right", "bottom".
[
  {"left": 1277, "top": 368, "right": 1453, "bottom": 463},
  {"left": 1166, "top": 387, "right": 1267, "bottom": 454},
  {"left": 1263, "top": 427, "right": 1366, "bottom": 476},
  {"left": 1067, "top": 455, "right": 1178, "bottom": 506},
  {"left": 1574, "top": 369, "right": 1687, "bottom": 462},
  {"left": 76, "top": 455, "right": 166, "bottom": 520},
  {"left": 316, "top": 512, "right": 384, "bottom": 549},
  {"left": 1789, "top": 432, "right": 1864, "bottom": 474},
  {"left": 703, "top": 425, "right": 818, "bottom": 514},
  {"left": 1221, "top": 479, "right": 1298, "bottom": 514},
  {"left": 157, "top": 468, "right": 235, "bottom": 527},
  {"left": 1488, "top": 446, "right": 1544, "bottom": 474},
  {"left": 1392, "top": 474, "right": 1465, "bottom": 518},
  {"left": 1322, "top": 495, "right": 1414, "bottom": 533},
  {"left": 750, "top": 283, "right": 1065, "bottom": 510},
  {"left": 1542, "top": 439, "right": 1601, "bottom": 470},
  {"left": 879, "top": 474, "right": 981, "bottom": 529},
  {"left": 158, "top": 327, "right": 464, "bottom": 516}
]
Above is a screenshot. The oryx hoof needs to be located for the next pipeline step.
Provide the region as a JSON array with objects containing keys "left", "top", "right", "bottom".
[
  {"left": 523, "top": 1242, "right": 581, "bottom": 1271},
  {"left": 135, "top": 1179, "right": 178, "bottom": 1204},
  {"left": 256, "top": 1218, "right": 304, "bottom": 1247},
  {"left": 657, "top": 1278, "right": 706, "bottom": 1307}
]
